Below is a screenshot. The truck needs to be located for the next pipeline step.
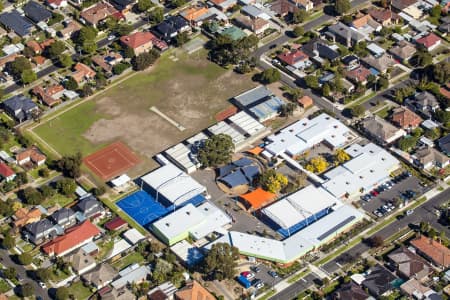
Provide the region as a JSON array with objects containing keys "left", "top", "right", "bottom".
[{"left": 237, "top": 275, "right": 252, "bottom": 289}]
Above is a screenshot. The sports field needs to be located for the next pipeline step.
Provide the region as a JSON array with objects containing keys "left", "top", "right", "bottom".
[{"left": 31, "top": 49, "right": 257, "bottom": 174}]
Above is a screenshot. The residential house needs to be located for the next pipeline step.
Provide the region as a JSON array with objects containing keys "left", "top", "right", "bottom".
[
  {"left": 0, "top": 162, "right": 15, "bottom": 182},
  {"left": 23, "top": 218, "right": 57, "bottom": 244},
  {"left": 351, "top": 14, "right": 382, "bottom": 36},
  {"left": 345, "top": 65, "right": 372, "bottom": 85},
  {"left": 298, "top": 95, "right": 313, "bottom": 108},
  {"left": 80, "top": 2, "right": 119, "bottom": 27},
  {"left": 148, "top": 282, "right": 178, "bottom": 300},
  {"left": 414, "top": 147, "right": 449, "bottom": 170},
  {"left": 220, "top": 26, "right": 247, "bottom": 41},
  {"left": 104, "top": 217, "right": 127, "bottom": 231},
  {"left": 16, "top": 147, "right": 46, "bottom": 167},
  {"left": 241, "top": 5, "right": 268, "bottom": 19},
  {"left": 391, "top": 106, "right": 422, "bottom": 130},
  {"left": 13, "top": 207, "right": 42, "bottom": 230},
  {"left": 400, "top": 278, "right": 438, "bottom": 299},
  {"left": 391, "top": 0, "right": 417, "bottom": 11},
  {"left": 277, "top": 49, "right": 310, "bottom": 69},
  {"left": 387, "top": 246, "right": 432, "bottom": 280},
  {"left": 99, "top": 286, "right": 135, "bottom": 300},
  {"left": 406, "top": 91, "right": 440, "bottom": 118},
  {"left": 327, "top": 22, "right": 367, "bottom": 47},
  {"left": 175, "top": 280, "right": 215, "bottom": 300},
  {"left": 180, "top": 6, "right": 210, "bottom": 26},
  {"left": 270, "top": 0, "right": 298, "bottom": 17},
  {"left": 0, "top": 53, "right": 18, "bottom": 71},
  {"left": 82, "top": 263, "right": 117, "bottom": 289},
  {"left": 23, "top": 1, "right": 52, "bottom": 24},
  {"left": 389, "top": 41, "right": 416, "bottom": 62},
  {"left": 331, "top": 282, "right": 370, "bottom": 300},
  {"left": 410, "top": 235, "right": 450, "bottom": 268},
  {"left": 153, "top": 16, "right": 190, "bottom": 43},
  {"left": 111, "top": 264, "right": 151, "bottom": 289},
  {"left": 110, "top": 0, "right": 135, "bottom": 14},
  {"left": 361, "top": 115, "right": 406, "bottom": 144},
  {"left": 65, "top": 248, "right": 97, "bottom": 275},
  {"left": 361, "top": 265, "right": 398, "bottom": 297},
  {"left": 59, "top": 21, "right": 81, "bottom": 40},
  {"left": 120, "top": 32, "right": 155, "bottom": 55},
  {"left": 210, "top": 0, "right": 237, "bottom": 11},
  {"left": 75, "top": 195, "right": 105, "bottom": 219},
  {"left": 342, "top": 55, "right": 360, "bottom": 70},
  {"left": 416, "top": 33, "right": 441, "bottom": 51},
  {"left": 42, "top": 220, "right": 101, "bottom": 257},
  {"left": 2, "top": 94, "right": 39, "bottom": 122},
  {"left": 46, "top": 0, "right": 68, "bottom": 9},
  {"left": 438, "top": 134, "right": 450, "bottom": 156},
  {"left": 49, "top": 207, "right": 77, "bottom": 229},
  {"left": 26, "top": 40, "right": 43, "bottom": 55},
  {"left": 234, "top": 16, "right": 270, "bottom": 35},
  {"left": 362, "top": 53, "right": 396, "bottom": 74},
  {"left": 92, "top": 52, "right": 123, "bottom": 74},
  {"left": 71, "top": 63, "right": 96, "bottom": 84},
  {"left": 294, "top": 0, "right": 313, "bottom": 11},
  {"left": 302, "top": 38, "right": 340, "bottom": 64},
  {"left": 438, "top": 16, "right": 450, "bottom": 35},
  {"left": 0, "top": 11, "right": 34, "bottom": 37},
  {"left": 440, "top": 83, "right": 450, "bottom": 100},
  {"left": 32, "top": 84, "right": 65, "bottom": 107},
  {"left": 366, "top": 43, "right": 385, "bottom": 57},
  {"left": 368, "top": 8, "right": 400, "bottom": 26}
]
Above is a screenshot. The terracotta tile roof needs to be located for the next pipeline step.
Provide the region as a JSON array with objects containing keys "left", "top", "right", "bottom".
[
  {"left": 72, "top": 62, "right": 96, "bottom": 83},
  {"left": 416, "top": 33, "right": 441, "bottom": 49},
  {"left": 42, "top": 221, "right": 100, "bottom": 256},
  {"left": 32, "top": 84, "right": 63, "bottom": 106},
  {"left": 277, "top": 49, "right": 308, "bottom": 65},
  {"left": 81, "top": 2, "right": 118, "bottom": 25},
  {"left": 352, "top": 14, "right": 372, "bottom": 28},
  {"left": 40, "top": 38, "right": 55, "bottom": 49},
  {"left": 368, "top": 8, "right": 396, "bottom": 22},
  {"left": 270, "top": 0, "right": 298, "bottom": 15},
  {"left": 345, "top": 65, "right": 371, "bottom": 83},
  {"left": 298, "top": 95, "right": 313, "bottom": 108},
  {"left": 27, "top": 40, "right": 42, "bottom": 53},
  {"left": 410, "top": 235, "right": 450, "bottom": 267},
  {"left": 33, "top": 55, "right": 46, "bottom": 65},
  {"left": 104, "top": 217, "right": 127, "bottom": 231},
  {"left": 16, "top": 147, "right": 46, "bottom": 164},
  {"left": 120, "top": 31, "right": 155, "bottom": 49},
  {"left": 181, "top": 7, "right": 209, "bottom": 21},
  {"left": 391, "top": 106, "right": 422, "bottom": 128},
  {"left": 0, "top": 162, "right": 15, "bottom": 178},
  {"left": 215, "top": 105, "right": 238, "bottom": 121},
  {"left": 59, "top": 21, "right": 82, "bottom": 37},
  {"left": 440, "top": 86, "right": 450, "bottom": 99},
  {"left": 14, "top": 207, "right": 42, "bottom": 228},
  {"left": 0, "top": 53, "right": 18, "bottom": 68},
  {"left": 175, "top": 281, "right": 215, "bottom": 300}
]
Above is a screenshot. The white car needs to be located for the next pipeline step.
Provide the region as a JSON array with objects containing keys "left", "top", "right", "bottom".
[
  {"left": 406, "top": 209, "right": 414, "bottom": 216},
  {"left": 39, "top": 281, "right": 47, "bottom": 289},
  {"left": 107, "top": 34, "right": 116, "bottom": 41}
]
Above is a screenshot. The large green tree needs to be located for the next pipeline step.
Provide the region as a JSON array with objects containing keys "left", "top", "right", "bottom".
[
  {"left": 198, "top": 134, "right": 234, "bottom": 168},
  {"left": 335, "top": 0, "right": 351, "bottom": 15},
  {"left": 259, "top": 68, "right": 281, "bottom": 84},
  {"left": 57, "top": 152, "right": 82, "bottom": 178},
  {"left": 204, "top": 243, "right": 239, "bottom": 280}
]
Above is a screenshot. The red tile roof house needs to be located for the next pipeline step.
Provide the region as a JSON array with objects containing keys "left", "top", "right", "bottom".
[
  {"left": 16, "top": 147, "right": 47, "bottom": 167},
  {"left": 92, "top": 52, "right": 123, "bottom": 73},
  {"left": 277, "top": 49, "right": 309, "bottom": 67},
  {"left": 0, "top": 162, "right": 15, "bottom": 182},
  {"left": 71, "top": 63, "right": 96, "bottom": 84},
  {"left": 32, "top": 84, "right": 64, "bottom": 107},
  {"left": 416, "top": 33, "right": 441, "bottom": 52},
  {"left": 80, "top": 2, "right": 122, "bottom": 27},
  {"left": 120, "top": 31, "right": 155, "bottom": 55},
  {"left": 46, "top": 0, "right": 68, "bottom": 9},
  {"left": 345, "top": 65, "right": 372, "bottom": 85},
  {"left": 104, "top": 217, "right": 127, "bottom": 231},
  {"left": 410, "top": 235, "right": 450, "bottom": 268},
  {"left": 391, "top": 106, "right": 423, "bottom": 130},
  {"left": 42, "top": 221, "right": 101, "bottom": 257}
]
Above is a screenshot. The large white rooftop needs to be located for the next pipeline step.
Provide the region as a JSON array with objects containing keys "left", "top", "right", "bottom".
[
  {"left": 208, "top": 121, "right": 245, "bottom": 146},
  {"left": 140, "top": 163, "right": 206, "bottom": 205},
  {"left": 228, "top": 111, "right": 266, "bottom": 136},
  {"left": 262, "top": 185, "right": 341, "bottom": 229},
  {"left": 265, "top": 113, "right": 353, "bottom": 156},
  {"left": 322, "top": 143, "right": 400, "bottom": 198},
  {"left": 164, "top": 143, "right": 199, "bottom": 174}
]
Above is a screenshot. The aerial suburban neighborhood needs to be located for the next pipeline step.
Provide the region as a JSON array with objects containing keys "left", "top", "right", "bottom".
[{"left": 0, "top": 0, "right": 446, "bottom": 297}]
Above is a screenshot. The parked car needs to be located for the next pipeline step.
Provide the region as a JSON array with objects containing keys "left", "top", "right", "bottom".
[
  {"left": 107, "top": 34, "right": 116, "bottom": 41},
  {"left": 38, "top": 281, "right": 47, "bottom": 289},
  {"left": 241, "top": 271, "right": 255, "bottom": 280},
  {"left": 268, "top": 270, "right": 279, "bottom": 278},
  {"left": 251, "top": 266, "right": 261, "bottom": 273},
  {"left": 406, "top": 209, "right": 414, "bottom": 216}
]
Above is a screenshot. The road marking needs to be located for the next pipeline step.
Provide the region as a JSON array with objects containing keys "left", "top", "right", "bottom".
[{"left": 150, "top": 106, "right": 186, "bottom": 131}]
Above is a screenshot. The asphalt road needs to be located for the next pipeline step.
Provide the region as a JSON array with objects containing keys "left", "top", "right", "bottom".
[{"left": 0, "top": 248, "right": 49, "bottom": 299}]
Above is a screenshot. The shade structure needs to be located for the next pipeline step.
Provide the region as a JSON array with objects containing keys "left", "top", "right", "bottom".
[{"left": 240, "top": 188, "right": 276, "bottom": 210}]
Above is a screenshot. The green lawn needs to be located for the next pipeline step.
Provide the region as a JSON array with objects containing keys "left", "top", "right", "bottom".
[
  {"left": 112, "top": 252, "right": 145, "bottom": 271},
  {"left": 67, "top": 281, "right": 92, "bottom": 300},
  {"left": 375, "top": 106, "right": 392, "bottom": 119},
  {"left": 43, "top": 193, "right": 75, "bottom": 208},
  {"left": 0, "top": 278, "right": 11, "bottom": 293}
]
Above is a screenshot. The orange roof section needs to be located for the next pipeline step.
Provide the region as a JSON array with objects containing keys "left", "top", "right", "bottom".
[
  {"left": 240, "top": 188, "right": 276, "bottom": 210},
  {"left": 175, "top": 280, "right": 215, "bottom": 300},
  {"left": 247, "top": 146, "right": 264, "bottom": 155},
  {"left": 411, "top": 235, "right": 450, "bottom": 267},
  {"left": 183, "top": 7, "right": 209, "bottom": 21}
]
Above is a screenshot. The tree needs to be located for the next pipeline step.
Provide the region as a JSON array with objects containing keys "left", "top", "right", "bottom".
[
  {"left": 18, "top": 252, "right": 33, "bottom": 265},
  {"left": 76, "top": 26, "right": 98, "bottom": 45},
  {"left": 137, "top": 0, "right": 153, "bottom": 12},
  {"left": 59, "top": 54, "right": 73, "bottom": 68},
  {"left": 64, "top": 77, "right": 78, "bottom": 91},
  {"left": 398, "top": 136, "right": 419, "bottom": 151},
  {"left": 378, "top": 77, "right": 389, "bottom": 90},
  {"left": 350, "top": 104, "right": 365, "bottom": 117},
  {"left": 14, "top": 172, "right": 28, "bottom": 186},
  {"left": 322, "top": 83, "right": 331, "bottom": 97},
  {"left": 304, "top": 75, "right": 319, "bottom": 89},
  {"left": 335, "top": 148, "right": 350, "bottom": 164},
  {"left": 3, "top": 267, "right": 16, "bottom": 280},
  {"left": 198, "top": 134, "right": 234, "bottom": 168},
  {"left": 123, "top": 46, "right": 135, "bottom": 59},
  {"left": 56, "top": 178, "right": 77, "bottom": 196},
  {"left": 430, "top": 5, "right": 442, "bottom": 18},
  {"left": 335, "top": 0, "right": 351, "bottom": 15},
  {"left": 2, "top": 235, "right": 15, "bottom": 249},
  {"left": 116, "top": 23, "right": 133, "bottom": 36},
  {"left": 82, "top": 41, "right": 97, "bottom": 54},
  {"left": 21, "top": 69, "right": 37, "bottom": 84},
  {"left": 39, "top": 167, "right": 50, "bottom": 178},
  {"left": 171, "top": 0, "right": 185, "bottom": 7},
  {"left": 131, "top": 49, "right": 160, "bottom": 71},
  {"left": 40, "top": 185, "right": 56, "bottom": 199},
  {"left": 47, "top": 41, "right": 66, "bottom": 59},
  {"left": 280, "top": 103, "right": 297, "bottom": 117},
  {"left": 258, "top": 169, "right": 288, "bottom": 193},
  {"left": 293, "top": 26, "right": 304, "bottom": 37},
  {"left": 259, "top": 68, "right": 281, "bottom": 84},
  {"left": 11, "top": 201, "right": 22, "bottom": 212},
  {"left": 55, "top": 286, "right": 70, "bottom": 300},
  {"left": 20, "top": 283, "right": 34, "bottom": 297},
  {"left": 8, "top": 56, "right": 32, "bottom": 78},
  {"left": 152, "top": 259, "right": 172, "bottom": 284},
  {"left": 367, "top": 235, "right": 384, "bottom": 247},
  {"left": 81, "top": 84, "right": 94, "bottom": 97},
  {"left": 432, "top": 62, "right": 450, "bottom": 84},
  {"left": 112, "top": 63, "right": 129, "bottom": 75},
  {"left": 424, "top": 127, "right": 441, "bottom": 140},
  {"left": 292, "top": 9, "right": 308, "bottom": 24},
  {"left": 176, "top": 31, "right": 189, "bottom": 47},
  {"left": 57, "top": 152, "right": 82, "bottom": 178},
  {"left": 92, "top": 186, "right": 106, "bottom": 196},
  {"left": 414, "top": 50, "right": 432, "bottom": 66},
  {"left": 306, "top": 156, "right": 328, "bottom": 173},
  {"left": 149, "top": 7, "right": 164, "bottom": 24},
  {"left": 204, "top": 243, "right": 239, "bottom": 280},
  {"left": 36, "top": 268, "right": 52, "bottom": 282},
  {"left": 20, "top": 187, "right": 44, "bottom": 205}
]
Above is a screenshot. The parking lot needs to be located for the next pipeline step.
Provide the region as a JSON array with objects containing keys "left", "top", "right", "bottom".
[
  {"left": 238, "top": 263, "right": 283, "bottom": 294},
  {"left": 359, "top": 173, "right": 427, "bottom": 218}
]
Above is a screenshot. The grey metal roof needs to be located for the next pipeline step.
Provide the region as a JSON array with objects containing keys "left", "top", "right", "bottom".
[
  {"left": 24, "top": 218, "right": 54, "bottom": 235},
  {"left": 234, "top": 85, "right": 273, "bottom": 107},
  {"left": 50, "top": 207, "right": 75, "bottom": 223},
  {"left": 23, "top": 1, "right": 52, "bottom": 23},
  {"left": 328, "top": 22, "right": 366, "bottom": 43},
  {"left": 3, "top": 94, "right": 37, "bottom": 113},
  {"left": 0, "top": 11, "right": 33, "bottom": 36}
]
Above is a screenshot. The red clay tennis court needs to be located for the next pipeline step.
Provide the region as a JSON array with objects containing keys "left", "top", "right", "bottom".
[{"left": 83, "top": 142, "right": 140, "bottom": 181}]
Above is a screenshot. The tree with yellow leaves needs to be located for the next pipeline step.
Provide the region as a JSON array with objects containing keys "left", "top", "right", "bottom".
[
  {"left": 306, "top": 156, "right": 328, "bottom": 173},
  {"left": 335, "top": 148, "right": 350, "bottom": 164},
  {"left": 11, "top": 201, "right": 22, "bottom": 212},
  {"left": 258, "top": 169, "right": 288, "bottom": 194}
]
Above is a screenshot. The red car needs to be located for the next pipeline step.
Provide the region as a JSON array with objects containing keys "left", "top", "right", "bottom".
[
  {"left": 371, "top": 190, "right": 379, "bottom": 196},
  {"left": 241, "top": 271, "right": 254, "bottom": 279}
]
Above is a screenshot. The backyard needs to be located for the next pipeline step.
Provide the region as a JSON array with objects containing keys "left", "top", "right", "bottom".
[{"left": 30, "top": 49, "right": 257, "bottom": 175}]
